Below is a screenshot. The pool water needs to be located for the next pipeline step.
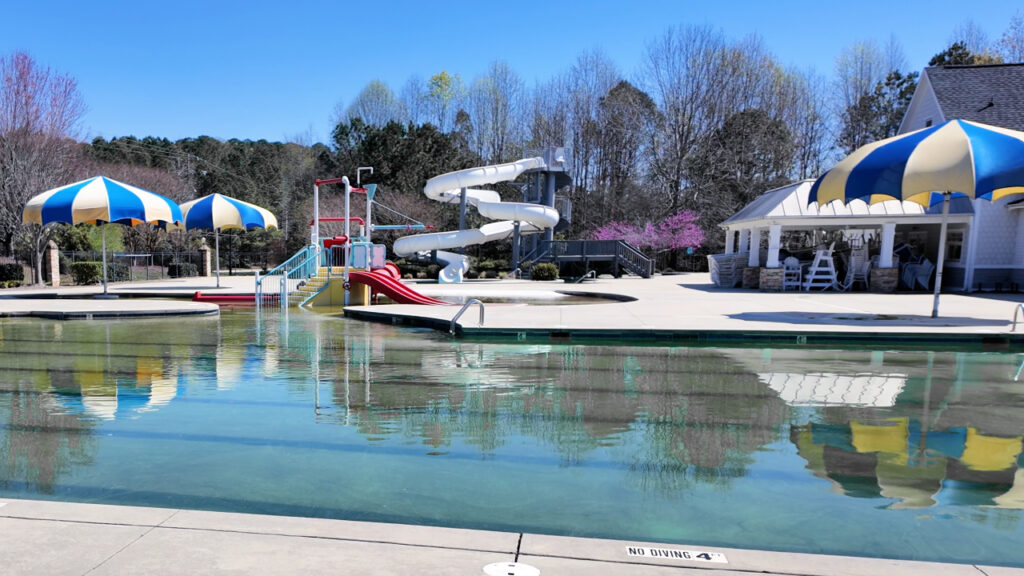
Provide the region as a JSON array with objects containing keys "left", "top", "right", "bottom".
[{"left": 1, "top": 309, "right": 1023, "bottom": 567}]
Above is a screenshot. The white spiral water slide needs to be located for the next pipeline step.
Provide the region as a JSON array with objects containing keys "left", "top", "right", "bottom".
[{"left": 393, "top": 157, "right": 559, "bottom": 283}]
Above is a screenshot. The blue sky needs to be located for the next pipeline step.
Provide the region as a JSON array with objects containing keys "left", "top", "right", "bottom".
[{"left": 1, "top": 0, "right": 1019, "bottom": 144}]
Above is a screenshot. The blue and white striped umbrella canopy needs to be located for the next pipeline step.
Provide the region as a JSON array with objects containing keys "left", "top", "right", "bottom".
[
  {"left": 179, "top": 193, "right": 277, "bottom": 231},
  {"left": 810, "top": 119, "right": 1024, "bottom": 207},
  {"left": 22, "top": 175, "right": 183, "bottom": 226},
  {"left": 809, "top": 118, "right": 1024, "bottom": 318}
]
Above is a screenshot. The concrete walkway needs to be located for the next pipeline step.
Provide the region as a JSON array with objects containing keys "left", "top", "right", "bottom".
[{"left": 3, "top": 498, "right": 1020, "bottom": 575}]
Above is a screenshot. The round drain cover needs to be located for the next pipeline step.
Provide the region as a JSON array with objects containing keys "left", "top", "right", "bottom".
[{"left": 482, "top": 561, "right": 540, "bottom": 576}]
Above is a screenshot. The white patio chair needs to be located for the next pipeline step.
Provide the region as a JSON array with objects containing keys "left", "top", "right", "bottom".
[{"left": 782, "top": 257, "right": 802, "bottom": 291}]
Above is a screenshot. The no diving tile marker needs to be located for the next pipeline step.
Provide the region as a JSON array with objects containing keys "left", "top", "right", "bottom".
[{"left": 627, "top": 546, "right": 727, "bottom": 563}]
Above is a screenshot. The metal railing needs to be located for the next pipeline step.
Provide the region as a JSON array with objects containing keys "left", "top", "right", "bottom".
[
  {"left": 540, "top": 240, "right": 654, "bottom": 278},
  {"left": 450, "top": 299, "right": 484, "bottom": 335},
  {"left": 256, "top": 245, "right": 318, "bottom": 306},
  {"left": 1014, "top": 303, "right": 1024, "bottom": 332}
]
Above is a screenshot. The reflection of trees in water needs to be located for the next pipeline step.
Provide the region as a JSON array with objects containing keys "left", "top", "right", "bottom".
[
  {"left": 0, "top": 317, "right": 217, "bottom": 494},
  {"left": 0, "top": 383, "right": 96, "bottom": 493},
  {"left": 625, "top": 348, "right": 789, "bottom": 496},
  {"left": 318, "top": 339, "right": 788, "bottom": 493}
]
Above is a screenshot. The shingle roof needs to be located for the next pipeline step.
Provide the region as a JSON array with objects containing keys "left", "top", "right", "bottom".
[{"left": 924, "top": 64, "right": 1024, "bottom": 131}]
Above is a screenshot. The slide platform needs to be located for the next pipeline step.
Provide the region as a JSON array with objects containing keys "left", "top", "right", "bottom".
[{"left": 348, "top": 269, "right": 448, "bottom": 305}]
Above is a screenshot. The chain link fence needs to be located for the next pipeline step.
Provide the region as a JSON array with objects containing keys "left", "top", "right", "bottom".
[{"left": 59, "top": 251, "right": 207, "bottom": 283}]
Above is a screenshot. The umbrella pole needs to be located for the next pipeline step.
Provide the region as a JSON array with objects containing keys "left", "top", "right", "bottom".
[
  {"left": 931, "top": 194, "right": 951, "bottom": 318},
  {"left": 101, "top": 226, "right": 108, "bottom": 295},
  {"left": 215, "top": 229, "right": 221, "bottom": 288}
]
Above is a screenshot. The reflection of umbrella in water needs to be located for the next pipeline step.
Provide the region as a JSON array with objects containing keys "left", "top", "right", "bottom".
[
  {"left": 23, "top": 176, "right": 183, "bottom": 295},
  {"left": 810, "top": 119, "right": 1024, "bottom": 317},
  {"left": 178, "top": 193, "right": 277, "bottom": 287}
]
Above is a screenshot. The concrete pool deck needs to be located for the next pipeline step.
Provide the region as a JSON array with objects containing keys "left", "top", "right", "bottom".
[
  {"left": 3, "top": 273, "right": 1024, "bottom": 574},
  {"left": 5, "top": 272, "right": 1024, "bottom": 344},
  {"left": 3, "top": 497, "right": 1022, "bottom": 576}
]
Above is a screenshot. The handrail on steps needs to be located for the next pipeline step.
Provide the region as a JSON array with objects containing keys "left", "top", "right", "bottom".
[
  {"left": 450, "top": 299, "right": 484, "bottom": 335},
  {"left": 573, "top": 270, "right": 596, "bottom": 283},
  {"left": 1014, "top": 303, "right": 1024, "bottom": 332}
]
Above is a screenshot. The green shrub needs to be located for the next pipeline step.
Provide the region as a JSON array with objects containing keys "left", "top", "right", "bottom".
[
  {"left": 0, "top": 263, "right": 23, "bottom": 283},
  {"left": 530, "top": 262, "right": 559, "bottom": 281},
  {"left": 168, "top": 262, "right": 199, "bottom": 278},
  {"left": 70, "top": 262, "right": 103, "bottom": 285},
  {"left": 108, "top": 263, "right": 130, "bottom": 282}
]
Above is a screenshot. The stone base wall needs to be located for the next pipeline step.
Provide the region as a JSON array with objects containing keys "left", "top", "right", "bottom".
[
  {"left": 46, "top": 241, "right": 60, "bottom": 287},
  {"left": 759, "top": 268, "right": 783, "bottom": 291},
  {"left": 742, "top": 267, "right": 760, "bottom": 289},
  {"left": 870, "top": 267, "right": 897, "bottom": 293}
]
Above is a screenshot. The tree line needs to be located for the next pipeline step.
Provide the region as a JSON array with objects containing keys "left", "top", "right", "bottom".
[{"left": 2, "top": 16, "right": 1023, "bottom": 281}]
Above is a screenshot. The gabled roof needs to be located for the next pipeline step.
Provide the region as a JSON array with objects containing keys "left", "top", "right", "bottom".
[
  {"left": 923, "top": 63, "right": 1024, "bottom": 131},
  {"left": 721, "top": 180, "right": 932, "bottom": 228}
]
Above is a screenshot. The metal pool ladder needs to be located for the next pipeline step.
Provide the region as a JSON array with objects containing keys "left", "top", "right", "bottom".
[
  {"left": 450, "top": 299, "right": 484, "bottom": 335},
  {"left": 1013, "top": 304, "right": 1024, "bottom": 332}
]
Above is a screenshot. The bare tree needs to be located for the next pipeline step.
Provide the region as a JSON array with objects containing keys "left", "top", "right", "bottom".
[
  {"left": 528, "top": 75, "right": 569, "bottom": 150},
  {"left": 998, "top": 11, "right": 1024, "bottom": 63},
  {"left": 467, "top": 61, "right": 526, "bottom": 163},
  {"left": 400, "top": 75, "right": 428, "bottom": 127},
  {"left": 0, "top": 51, "right": 86, "bottom": 283},
  {"left": 344, "top": 80, "right": 407, "bottom": 127},
  {"left": 950, "top": 19, "right": 992, "bottom": 57},
  {"left": 565, "top": 50, "right": 620, "bottom": 204},
  {"left": 640, "top": 25, "right": 729, "bottom": 212},
  {"left": 833, "top": 41, "right": 885, "bottom": 113}
]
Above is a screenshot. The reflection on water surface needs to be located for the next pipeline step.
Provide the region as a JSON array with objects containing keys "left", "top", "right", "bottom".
[{"left": 0, "top": 309, "right": 1022, "bottom": 566}]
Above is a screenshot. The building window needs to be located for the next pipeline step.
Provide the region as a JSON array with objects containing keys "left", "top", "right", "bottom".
[
  {"left": 925, "top": 119, "right": 933, "bottom": 127},
  {"left": 946, "top": 230, "right": 963, "bottom": 262}
]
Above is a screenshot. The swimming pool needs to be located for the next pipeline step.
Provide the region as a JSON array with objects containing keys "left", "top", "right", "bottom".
[{"left": 0, "top": 309, "right": 1022, "bottom": 567}]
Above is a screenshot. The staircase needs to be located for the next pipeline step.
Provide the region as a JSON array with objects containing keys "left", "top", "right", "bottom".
[
  {"left": 289, "top": 267, "right": 342, "bottom": 306},
  {"left": 533, "top": 240, "right": 654, "bottom": 278}
]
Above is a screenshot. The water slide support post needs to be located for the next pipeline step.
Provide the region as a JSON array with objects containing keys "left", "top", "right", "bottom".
[
  {"left": 543, "top": 171, "right": 556, "bottom": 246},
  {"left": 512, "top": 221, "right": 521, "bottom": 272},
  {"left": 458, "top": 187, "right": 468, "bottom": 254}
]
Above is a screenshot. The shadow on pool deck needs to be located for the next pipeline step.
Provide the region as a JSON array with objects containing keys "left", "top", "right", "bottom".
[{"left": 728, "top": 310, "right": 1011, "bottom": 327}]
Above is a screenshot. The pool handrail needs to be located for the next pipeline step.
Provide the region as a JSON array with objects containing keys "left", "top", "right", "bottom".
[
  {"left": 450, "top": 299, "right": 484, "bottom": 335},
  {"left": 255, "top": 245, "right": 318, "bottom": 306}
]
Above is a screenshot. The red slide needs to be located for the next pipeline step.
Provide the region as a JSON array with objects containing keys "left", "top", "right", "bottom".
[{"left": 348, "top": 269, "right": 449, "bottom": 305}]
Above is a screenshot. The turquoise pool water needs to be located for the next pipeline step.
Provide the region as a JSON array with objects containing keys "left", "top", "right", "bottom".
[{"left": 1, "top": 309, "right": 1023, "bottom": 566}]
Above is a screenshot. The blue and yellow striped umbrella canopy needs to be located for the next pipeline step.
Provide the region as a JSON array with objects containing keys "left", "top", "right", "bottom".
[
  {"left": 23, "top": 175, "right": 183, "bottom": 226},
  {"left": 810, "top": 119, "right": 1024, "bottom": 207},
  {"left": 179, "top": 193, "right": 277, "bottom": 232}
]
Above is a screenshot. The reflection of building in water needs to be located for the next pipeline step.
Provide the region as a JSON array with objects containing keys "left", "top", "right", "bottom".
[
  {"left": 727, "top": 348, "right": 1024, "bottom": 510},
  {"left": 721, "top": 349, "right": 907, "bottom": 407},
  {"left": 793, "top": 420, "right": 1023, "bottom": 509}
]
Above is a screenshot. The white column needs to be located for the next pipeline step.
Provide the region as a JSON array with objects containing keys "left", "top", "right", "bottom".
[
  {"left": 748, "top": 228, "right": 761, "bottom": 267},
  {"left": 964, "top": 206, "right": 981, "bottom": 291},
  {"left": 879, "top": 223, "right": 896, "bottom": 268},
  {"left": 724, "top": 228, "right": 735, "bottom": 254},
  {"left": 738, "top": 229, "right": 750, "bottom": 253},
  {"left": 767, "top": 225, "right": 782, "bottom": 268}
]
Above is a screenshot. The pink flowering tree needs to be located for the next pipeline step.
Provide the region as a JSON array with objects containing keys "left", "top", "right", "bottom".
[
  {"left": 592, "top": 210, "right": 704, "bottom": 269},
  {"left": 592, "top": 210, "right": 704, "bottom": 252}
]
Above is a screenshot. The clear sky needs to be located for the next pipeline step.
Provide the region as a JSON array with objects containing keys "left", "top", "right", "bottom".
[{"left": 1, "top": 0, "right": 1018, "bottom": 144}]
